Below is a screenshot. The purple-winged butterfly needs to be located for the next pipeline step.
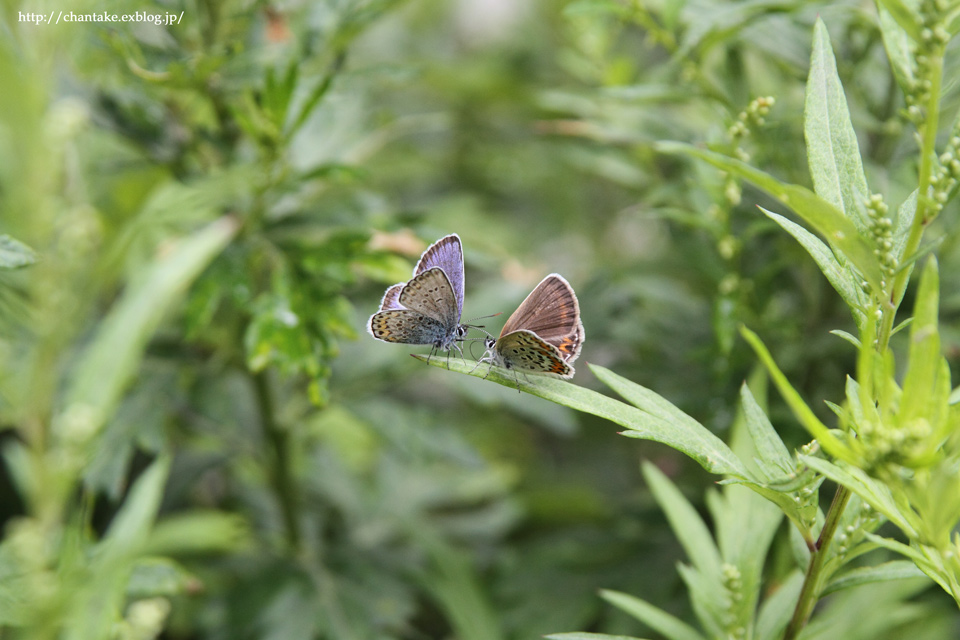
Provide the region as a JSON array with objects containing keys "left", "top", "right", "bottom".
[{"left": 367, "top": 234, "right": 471, "bottom": 357}]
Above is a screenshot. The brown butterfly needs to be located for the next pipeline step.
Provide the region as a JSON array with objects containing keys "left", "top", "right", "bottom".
[{"left": 477, "top": 274, "right": 584, "bottom": 386}]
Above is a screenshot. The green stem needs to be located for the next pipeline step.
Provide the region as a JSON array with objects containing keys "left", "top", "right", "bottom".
[
  {"left": 877, "top": 45, "right": 944, "bottom": 351},
  {"left": 782, "top": 485, "right": 852, "bottom": 640},
  {"left": 252, "top": 370, "right": 302, "bottom": 553}
]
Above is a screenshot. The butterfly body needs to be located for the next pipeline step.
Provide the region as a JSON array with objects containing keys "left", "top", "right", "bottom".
[
  {"left": 367, "top": 235, "right": 469, "bottom": 355},
  {"left": 479, "top": 274, "right": 584, "bottom": 382}
]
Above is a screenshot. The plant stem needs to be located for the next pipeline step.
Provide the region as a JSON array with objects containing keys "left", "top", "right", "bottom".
[
  {"left": 252, "top": 369, "right": 302, "bottom": 553},
  {"left": 782, "top": 485, "right": 852, "bottom": 640},
  {"left": 877, "top": 44, "right": 944, "bottom": 352}
]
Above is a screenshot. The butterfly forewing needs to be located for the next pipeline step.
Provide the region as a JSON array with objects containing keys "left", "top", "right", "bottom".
[
  {"left": 398, "top": 268, "right": 460, "bottom": 330},
  {"left": 500, "top": 274, "right": 584, "bottom": 363},
  {"left": 414, "top": 234, "right": 464, "bottom": 317}
]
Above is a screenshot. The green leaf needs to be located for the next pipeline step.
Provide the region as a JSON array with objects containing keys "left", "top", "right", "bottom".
[
  {"left": 762, "top": 208, "right": 864, "bottom": 322},
  {"left": 739, "top": 384, "right": 793, "bottom": 477},
  {"left": 949, "top": 385, "right": 960, "bottom": 405},
  {"left": 875, "top": 0, "right": 922, "bottom": 41},
  {"left": 545, "top": 634, "right": 646, "bottom": 640},
  {"left": 642, "top": 462, "right": 722, "bottom": 579},
  {"left": 0, "top": 235, "right": 36, "bottom": 269},
  {"left": 724, "top": 479, "right": 816, "bottom": 543},
  {"left": 740, "top": 327, "right": 851, "bottom": 461},
  {"left": 823, "top": 561, "right": 927, "bottom": 596},
  {"left": 415, "top": 356, "right": 747, "bottom": 476},
  {"left": 806, "top": 19, "right": 870, "bottom": 233},
  {"left": 657, "top": 142, "right": 883, "bottom": 292},
  {"left": 799, "top": 456, "right": 919, "bottom": 537},
  {"left": 101, "top": 455, "right": 171, "bottom": 554},
  {"left": 892, "top": 190, "right": 917, "bottom": 257},
  {"left": 0, "top": 535, "right": 29, "bottom": 625},
  {"left": 878, "top": 6, "right": 917, "bottom": 91},
  {"left": 592, "top": 365, "right": 747, "bottom": 476},
  {"left": 144, "top": 511, "right": 250, "bottom": 555},
  {"left": 900, "top": 258, "right": 940, "bottom": 424},
  {"left": 61, "top": 218, "right": 237, "bottom": 440},
  {"left": 599, "top": 590, "right": 705, "bottom": 640},
  {"left": 126, "top": 558, "right": 198, "bottom": 598},
  {"left": 830, "top": 330, "right": 861, "bottom": 348},
  {"left": 755, "top": 570, "right": 803, "bottom": 640},
  {"left": 863, "top": 535, "right": 956, "bottom": 597},
  {"left": 417, "top": 538, "right": 504, "bottom": 640}
]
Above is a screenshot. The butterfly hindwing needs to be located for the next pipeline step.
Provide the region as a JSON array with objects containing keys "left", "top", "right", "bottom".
[
  {"left": 368, "top": 309, "right": 448, "bottom": 345},
  {"left": 378, "top": 283, "right": 405, "bottom": 311},
  {"left": 494, "top": 330, "right": 573, "bottom": 378}
]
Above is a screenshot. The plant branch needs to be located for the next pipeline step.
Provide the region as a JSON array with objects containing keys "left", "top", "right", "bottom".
[
  {"left": 878, "top": 45, "right": 944, "bottom": 351},
  {"left": 782, "top": 485, "right": 852, "bottom": 640},
  {"left": 252, "top": 369, "right": 302, "bottom": 553}
]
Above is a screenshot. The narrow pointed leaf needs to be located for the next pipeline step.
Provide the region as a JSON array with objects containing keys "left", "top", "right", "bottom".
[
  {"left": 416, "top": 356, "right": 747, "bottom": 476},
  {"left": 864, "top": 535, "right": 954, "bottom": 596},
  {"left": 756, "top": 570, "right": 804, "bottom": 640},
  {"left": 739, "top": 384, "right": 793, "bottom": 475},
  {"left": 823, "top": 561, "right": 927, "bottom": 596},
  {"left": 0, "top": 235, "right": 37, "bottom": 269},
  {"left": 592, "top": 365, "right": 747, "bottom": 476},
  {"left": 657, "top": 142, "right": 883, "bottom": 292},
  {"left": 830, "top": 330, "right": 861, "bottom": 347},
  {"left": 545, "top": 634, "right": 646, "bottom": 640},
  {"left": 878, "top": 7, "right": 917, "bottom": 91},
  {"left": 63, "top": 218, "right": 237, "bottom": 438},
  {"left": 762, "top": 208, "right": 864, "bottom": 322},
  {"left": 102, "top": 455, "right": 172, "bottom": 554},
  {"left": 876, "top": 0, "right": 922, "bottom": 41},
  {"left": 900, "top": 258, "right": 940, "bottom": 423},
  {"left": 642, "top": 462, "right": 722, "bottom": 579},
  {"left": 599, "top": 590, "right": 705, "bottom": 640},
  {"left": 740, "top": 327, "right": 851, "bottom": 460},
  {"left": 806, "top": 19, "right": 870, "bottom": 233}
]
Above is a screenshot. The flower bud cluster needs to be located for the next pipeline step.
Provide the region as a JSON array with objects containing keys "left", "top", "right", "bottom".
[
  {"left": 834, "top": 501, "right": 883, "bottom": 558},
  {"left": 720, "top": 563, "right": 746, "bottom": 640},
  {"left": 795, "top": 441, "right": 821, "bottom": 531},
  {"left": 857, "top": 415, "right": 932, "bottom": 472},
  {"left": 929, "top": 128, "right": 960, "bottom": 218},
  {"left": 727, "top": 96, "right": 775, "bottom": 162},
  {"left": 905, "top": 0, "right": 949, "bottom": 123},
  {"left": 865, "top": 193, "right": 897, "bottom": 290}
]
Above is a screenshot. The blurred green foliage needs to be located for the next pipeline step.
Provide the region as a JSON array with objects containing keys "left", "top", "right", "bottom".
[{"left": 2, "top": 0, "right": 960, "bottom": 639}]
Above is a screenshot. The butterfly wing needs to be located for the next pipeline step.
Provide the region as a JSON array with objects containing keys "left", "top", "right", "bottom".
[
  {"left": 368, "top": 309, "right": 447, "bottom": 345},
  {"left": 500, "top": 274, "right": 584, "bottom": 363},
  {"left": 494, "top": 330, "right": 573, "bottom": 378},
  {"left": 413, "top": 234, "right": 464, "bottom": 318},
  {"left": 398, "top": 267, "right": 460, "bottom": 330},
  {"left": 378, "top": 283, "right": 405, "bottom": 311}
]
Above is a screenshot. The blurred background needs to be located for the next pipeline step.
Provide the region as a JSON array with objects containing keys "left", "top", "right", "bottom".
[{"left": 2, "top": 0, "right": 960, "bottom": 638}]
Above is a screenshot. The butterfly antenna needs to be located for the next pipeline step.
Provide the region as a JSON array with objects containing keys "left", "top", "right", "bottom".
[{"left": 463, "top": 312, "right": 501, "bottom": 340}]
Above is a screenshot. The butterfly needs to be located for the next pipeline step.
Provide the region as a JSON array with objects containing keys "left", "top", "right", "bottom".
[
  {"left": 476, "top": 273, "right": 584, "bottom": 386},
  {"left": 367, "top": 234, "right": 470, "bottom": 357}
]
